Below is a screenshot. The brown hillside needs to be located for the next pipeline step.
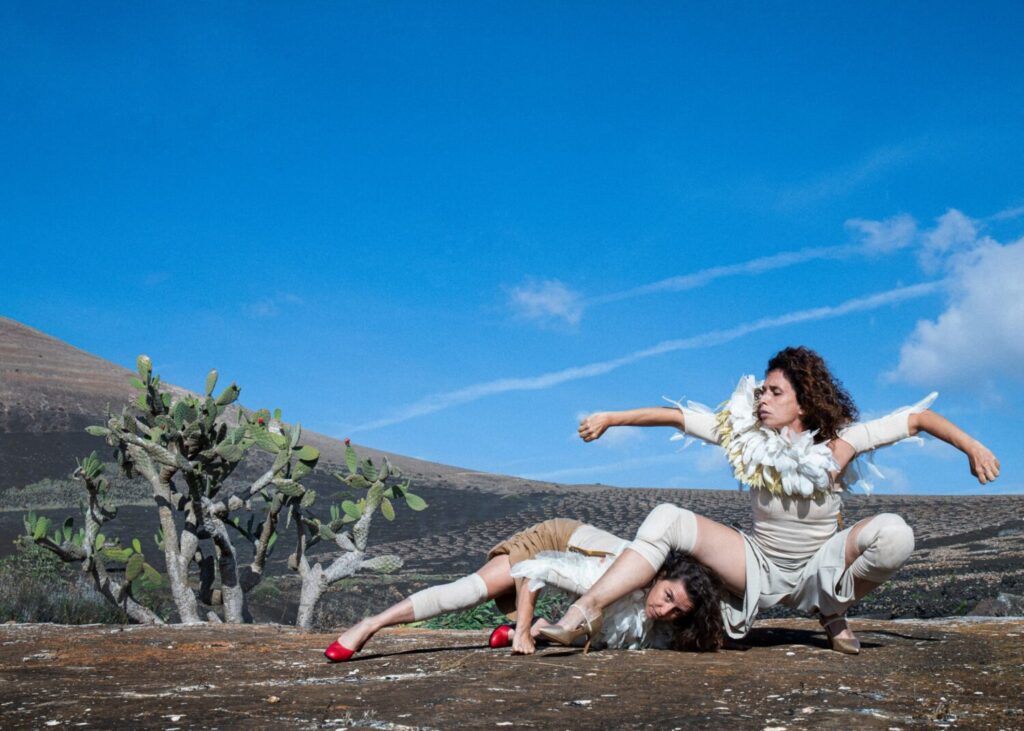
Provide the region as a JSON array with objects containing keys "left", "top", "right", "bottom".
[{"left": 0, "top": 316, "right": 571, "bottom": 494}]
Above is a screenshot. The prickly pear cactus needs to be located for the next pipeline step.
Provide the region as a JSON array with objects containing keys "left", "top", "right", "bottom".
[
  {"left": 47, "top": 356, "right": 329, "bottom": 624},
  {"left": 292, "top": 440, "right": 428, "bottom": 629}
]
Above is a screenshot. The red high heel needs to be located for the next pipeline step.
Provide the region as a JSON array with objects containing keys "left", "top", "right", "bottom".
[
  {"left": 324, "top": 640, "right": 356, "bottom": 662},
  {"left": 488, "top": 624, "right": 513, "bottom": 649}
]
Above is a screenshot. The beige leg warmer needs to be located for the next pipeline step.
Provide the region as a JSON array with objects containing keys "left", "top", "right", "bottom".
[
  {"left": 849, "top": 513, "right": 915, "bottom": 584},
  {"left": 628, "top": 503, "right": 699, "bottom": 570},
  {"left": 408, "top": 574, "right": 489, "bottom": 621}
]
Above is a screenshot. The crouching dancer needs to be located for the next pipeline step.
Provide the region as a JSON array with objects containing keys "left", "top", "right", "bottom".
[
  {"left": 325, "top": 518, "right": 725, "bottom": 661},
  {"left": 542, "top": 346, "right": 999, "bottom": 654}
]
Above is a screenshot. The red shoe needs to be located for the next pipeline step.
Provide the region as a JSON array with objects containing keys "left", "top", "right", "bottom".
[
  {"left": 324, "top": 640, "right": 356, "bottom": 662},
  {"left": 488, "top": 624, "right": 513, "bottom": 649}
]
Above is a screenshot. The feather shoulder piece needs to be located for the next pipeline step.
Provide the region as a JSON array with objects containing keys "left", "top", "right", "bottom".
[{"left": 716, "top": 375, "right": 838, "bottom": 498}]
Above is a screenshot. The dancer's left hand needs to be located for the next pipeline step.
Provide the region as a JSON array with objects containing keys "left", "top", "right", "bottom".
[
  {"left": 967, "top": 441, "right": 1000, "bottom": 484},
  {"left": 512, "top": 631, "right": 535, "bottom": 655}
]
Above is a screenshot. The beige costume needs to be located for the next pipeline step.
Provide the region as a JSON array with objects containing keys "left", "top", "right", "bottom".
[
  {"left": 408, "top": 519, "right": 626, "bottom": 621},
  {"left": 487, "top": 519, "right": 626, "bottom": 617},
  {"left": 629, "top": 397, "right": 918, "bottom": 638}
]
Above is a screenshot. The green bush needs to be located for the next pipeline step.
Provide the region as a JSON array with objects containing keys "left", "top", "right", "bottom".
[
  {"left": 0, "top": 541, "right": 173, "bottom": 624},
  {"left": 0, "top": 541, "right": 124, "bottom": 624},
  {"left": 422, "top": 592, "right": 571, "bottom": 630}
]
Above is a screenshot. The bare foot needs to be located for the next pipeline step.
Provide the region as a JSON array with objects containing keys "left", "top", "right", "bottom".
[{"left": 336, "top": 618, "right": 376, "bottom": 652}]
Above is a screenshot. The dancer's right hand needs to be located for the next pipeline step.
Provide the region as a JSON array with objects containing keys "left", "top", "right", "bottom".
[{"left": 578, "top": 413, "right": 610, "bottom": 442}]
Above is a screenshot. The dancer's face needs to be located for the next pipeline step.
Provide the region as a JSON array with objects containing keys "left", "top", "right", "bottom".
[
  {"left": 758, "top": 369, "right": 804, "bottom": 431},
  {"left": 644, "top": 577, "right": 693, "bottom": 621}
]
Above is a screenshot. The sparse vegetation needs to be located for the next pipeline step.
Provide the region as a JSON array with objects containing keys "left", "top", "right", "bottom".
[
  {"left": 0, "top": 541, "right": 140, "bottom": 624},
  {"left": 0, "top": 475, "right": 151, "bottom": 511},
  {"left": 20, "top": 355, "right": 428, "bottom": 626},
  {"left": 422, "top": 592, "right": 571, "bottom": 630}
]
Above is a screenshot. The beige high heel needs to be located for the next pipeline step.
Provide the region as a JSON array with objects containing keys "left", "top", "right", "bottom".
[
  {"left": 820, "top": 614, "right": 861, "bottom": 655},
  {"left": 537, "top": 603, "right": 604, "bottom": 654}
]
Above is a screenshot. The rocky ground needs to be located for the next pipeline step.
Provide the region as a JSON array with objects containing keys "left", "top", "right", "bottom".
[{"left": 2, "top": 620, "right": 1022, "bottom": 730}]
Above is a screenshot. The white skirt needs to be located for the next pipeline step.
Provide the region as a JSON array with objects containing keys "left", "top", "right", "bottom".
[{"left": 721, "top": 527, "right": 856, "bottom": 639}]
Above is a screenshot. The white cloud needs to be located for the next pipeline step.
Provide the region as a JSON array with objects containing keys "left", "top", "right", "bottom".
[
  {"left": 353, "top": 281, "right": 941, "bottom": 432},
  {"left": 986, "top": 204, "right": 1024, "bottom": 222},
  {"left": 244, "top": 301, "right": 281, "bottom": 318},
  {"left": 590, "top": 245, "right": 853, "bottom": 305},
  {"left": 242, "top": 292, "right": 305, "bottom": 319},
  {"left": 693, "top": 444, "right": 728, "bottom": 475},
  {"left": 844, "top": 214, "right": 918, "bottom": 255},
  {"left": 870, "top": 464, "right": 911, "bottom": 493},
  {"left": 508, "top": 278, "right": 584, "bottom": 327},
  {"left": 517, "top": 214, "right": 917, "bottom": 326},
  {"left": 774, "top": 143, "right": 917, "bottom": 209},
  {"left": 918, "top": 209, "right": 980, "bottom": 274},
  {"left": 889, "top": 234, "right": 1024, "bottom": 387}
]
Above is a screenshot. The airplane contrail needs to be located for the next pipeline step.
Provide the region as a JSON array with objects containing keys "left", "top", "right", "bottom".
[{"left": 351, "top": 280, "right": 943, "bottom": 433}]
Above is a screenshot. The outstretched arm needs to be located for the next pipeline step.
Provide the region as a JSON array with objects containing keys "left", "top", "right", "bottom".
[
  {"left": 579, "top": 407, "right": 686, "bottom": 442},
  {"left": 909, "top": 410, "right": 1001, "bottom": 485},
  {"left": 833, "top": 409, "right": 1001, "bottom": 486}
]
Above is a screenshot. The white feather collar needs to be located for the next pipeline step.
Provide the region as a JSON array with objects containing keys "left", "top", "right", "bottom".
[{"left": 673, "top": 375, "right": 839, "bottom": 498}]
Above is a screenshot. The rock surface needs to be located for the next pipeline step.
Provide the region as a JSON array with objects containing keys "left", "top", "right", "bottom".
[{"left": 3, "top": 620, "right": 1022, "bottom": 729}]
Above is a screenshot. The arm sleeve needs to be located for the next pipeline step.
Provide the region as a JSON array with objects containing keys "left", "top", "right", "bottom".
[
  {"left": 837, "top": 414, "right": 911, "bottom": 455},
  {"left": 663, "top": 397, "right": 721, "bottom": 445},
  {"left": 681, "top": 409, "right": 720, "bottom": 444},
  {"left": 839, "top": 413, "right": 913, "bottom": 452},
  {"left": 836, "top": 391, "right": 938, "bottom": 455}
]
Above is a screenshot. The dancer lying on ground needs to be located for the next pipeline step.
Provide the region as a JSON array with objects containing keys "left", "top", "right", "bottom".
[
  {"left": 325, "top": 518, "right": 725, "bottom": 661},
  {"left": 541, "top": 346, "right": 1000, "bottom": 655}
]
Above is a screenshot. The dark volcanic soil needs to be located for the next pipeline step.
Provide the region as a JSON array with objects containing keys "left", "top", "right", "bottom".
[
  {"left": 2, "top": 620, "right": 1022, "bottom": 730},
  {"left": 4, "top": 487, "right": 1023, "bottom": 626}
]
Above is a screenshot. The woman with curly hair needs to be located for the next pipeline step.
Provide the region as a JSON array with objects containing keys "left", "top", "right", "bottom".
[
  {"left": 540, "top": 346, "right": 1000, "bottom": 654},
  {"left": 325, "top": 519, "right": 725, "bottom": 662}
]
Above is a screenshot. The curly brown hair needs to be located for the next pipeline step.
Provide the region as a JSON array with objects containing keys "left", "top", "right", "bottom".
[
  {"left": 655, "top": 550, "right": 725, "bottom": 652},
  {"left": 765, "top": 346, "right": 858, "bottom": 441}
]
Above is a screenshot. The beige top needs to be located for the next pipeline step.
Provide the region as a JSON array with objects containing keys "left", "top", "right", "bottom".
[{"left": 749, "top": 489, "right": 842, "bottom": 569}]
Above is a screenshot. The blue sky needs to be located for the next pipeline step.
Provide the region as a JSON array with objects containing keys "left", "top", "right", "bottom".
[{"left": 3, "top": 3, "right": 1022, "bottom": 494}]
